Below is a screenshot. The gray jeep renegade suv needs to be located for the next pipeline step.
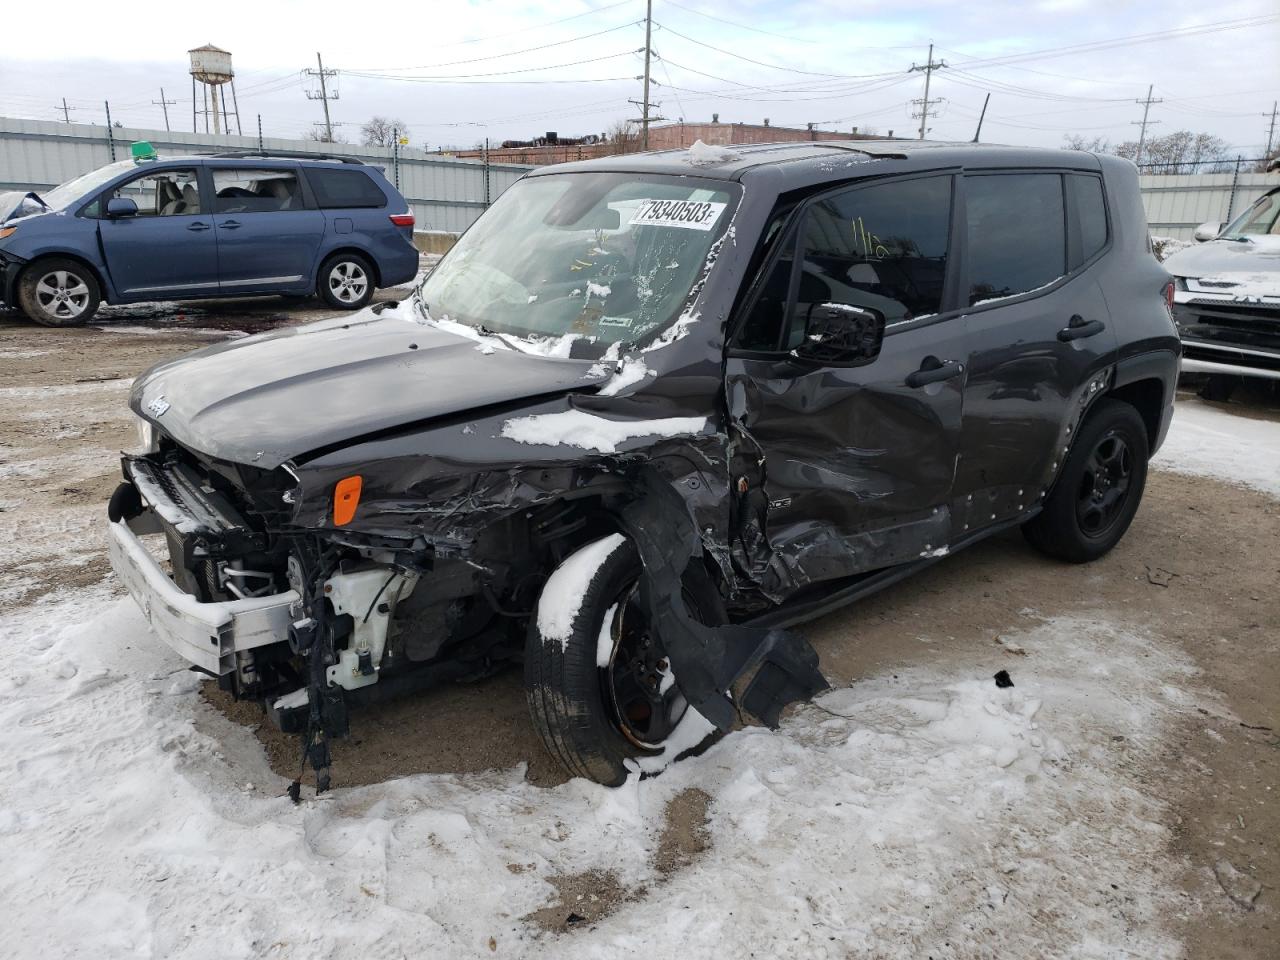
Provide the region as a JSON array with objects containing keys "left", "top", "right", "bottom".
[{"left": 107, "top": 140, "right": 1179, "bottom": 790}]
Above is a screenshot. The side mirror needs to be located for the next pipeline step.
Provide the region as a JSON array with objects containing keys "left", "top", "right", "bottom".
[
  {"left": 1193, "top": 221, "right": 1222, "bottom": 242},
  {"left": 106, "top": 197, "right": 138, "bottom": 218},
  {"left": 790, "top": 303, "right": 885, "bottom": 366}
]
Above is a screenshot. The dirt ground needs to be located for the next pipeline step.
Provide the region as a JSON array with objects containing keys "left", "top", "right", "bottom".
[{"left": 1, "top": 302, "right": 1275, "bottom": 956}]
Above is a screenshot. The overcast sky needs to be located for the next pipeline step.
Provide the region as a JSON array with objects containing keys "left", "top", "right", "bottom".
[{"left": 1, "top": 0, "right": 1276, "bottom": 155}]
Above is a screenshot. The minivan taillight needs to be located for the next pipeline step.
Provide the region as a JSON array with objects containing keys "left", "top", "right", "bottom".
[
  {"left": 389, "top": 213, "right": 415, "bottom": 228},
  {"left": 1162, "top": 280, "right": 1175, "bottom": 313}
]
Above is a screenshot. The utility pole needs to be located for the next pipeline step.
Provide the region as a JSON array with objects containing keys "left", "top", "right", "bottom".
[
  {"left": 152, "top": 88, "right": 177, "bottom": 132},
  {"left": 1265, "top": 100, "right": 1278, "bottom": 157},
  {"left": 641, "top": 0, "right": 653, "bottom": 150},
  {"left": 57, "top": 98, "right": 75, "bottom": 124},
  {"left": 104, "top": 101, "right": 116, "bottom": 162},
  {"left": 1132, "top": 84, "right": 1163, "bottom": 166},
  {"left": 305, "top": 52, "right": 339, "bottom": 142},
  {"left": 909, "top": 44, "right": 947, "bottom": 140}
]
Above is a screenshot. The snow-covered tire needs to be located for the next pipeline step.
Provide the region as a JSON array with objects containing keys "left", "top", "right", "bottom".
[
  {"left": 524, "top": 534, "right": 719, "bottom": 786},
  {"left": 1022, "top": 398, "right": 1149, "bottom": 563}
]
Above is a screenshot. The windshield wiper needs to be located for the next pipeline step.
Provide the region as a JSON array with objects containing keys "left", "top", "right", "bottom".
[{"left": 1217, "top": 234, "right": 1252, "bottom": 243}]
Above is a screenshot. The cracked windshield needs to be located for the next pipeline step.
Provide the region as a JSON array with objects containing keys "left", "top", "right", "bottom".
[{"left": 417, "top": 172, "right": 737, "bottom": 355}]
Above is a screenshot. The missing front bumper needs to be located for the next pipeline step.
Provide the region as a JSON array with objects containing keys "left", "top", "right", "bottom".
[{"left": 107, "top": 516, "right": 298, "bottom": 675}]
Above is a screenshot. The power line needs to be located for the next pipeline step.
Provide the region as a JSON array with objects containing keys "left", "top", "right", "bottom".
[
  {"left": 346, "top": 20, "right": 641, "bottom": 72},
  {"left": 346, "top": 50, "right": 639, "bottom": 82},
  {"left": 304, "top": 52, "right": 339, "bottom": 143},
  {"left": 653, "top": 21, "right": 901, "bottom": 79},
  {"left": 657, "top": 0, "right": 820, "bottom": 44}
]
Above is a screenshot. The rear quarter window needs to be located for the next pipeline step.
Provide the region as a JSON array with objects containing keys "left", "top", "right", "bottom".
[
  {"left": 305, "top": 168, "right": 388, "bottom": 209},
  {"left": 965, "top": 173, "right": 1066, "bottom": 305},
  {"left": 1069, "top": 173, "right": 1108, "bottom": 267}
]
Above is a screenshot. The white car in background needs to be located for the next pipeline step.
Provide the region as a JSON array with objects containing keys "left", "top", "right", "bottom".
[{"left": 1163, "top": 185, "right": 1280, "bottom": 399}]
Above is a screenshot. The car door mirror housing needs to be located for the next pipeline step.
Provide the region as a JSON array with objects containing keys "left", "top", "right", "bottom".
[
  {"left": 106, "top": 197, "right": 139, "bottom": 218},
  {"left": 1192, "top": 221, "right": 1222, "bottom": 242},
  {"left": 790, "top": 303, "right": 886, "bottom": 366}
]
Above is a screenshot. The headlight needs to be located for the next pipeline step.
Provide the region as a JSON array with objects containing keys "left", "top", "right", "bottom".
[
  {"left": 130, "top": 416, "right": 159, "bottom": 455},
  {"left": 0, "top": 226, "right": 17, "bottom": 241}
]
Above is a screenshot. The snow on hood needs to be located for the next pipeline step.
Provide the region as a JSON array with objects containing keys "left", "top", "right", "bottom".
[{"left": 1163, "top": 234, "right": 1280, "bottom": 280}]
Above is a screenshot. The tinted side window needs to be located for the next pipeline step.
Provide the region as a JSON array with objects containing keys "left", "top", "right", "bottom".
[
  {"left": 965, "top": 174, "right": 1066, "bottom": 305},
  {"left": 1069, "top": 174, "right": 1108, "bottom": 266},
  {"left": 793, "top": 176, "right": 952, "bottom": 339},
  {"left": 306, "top": 169, "right": 387, "bottom": 209}
]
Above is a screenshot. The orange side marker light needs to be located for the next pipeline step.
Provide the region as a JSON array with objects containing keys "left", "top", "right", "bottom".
[{"left": 333, "top": 475, "right": 363, "bottom": 526}]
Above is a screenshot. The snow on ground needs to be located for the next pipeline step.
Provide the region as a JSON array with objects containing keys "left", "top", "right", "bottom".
[
  {"left": 1, "top": 400, "right": 1275, "bottom": 958},
  {"left": 1153, "top": 399, "right": 1280, "bottom": 498},
  {"left": 1, "top": 588, "right": 1194, "bottom": 960}
]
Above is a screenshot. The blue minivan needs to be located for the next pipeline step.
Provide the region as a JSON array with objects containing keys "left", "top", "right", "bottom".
[{"left": 0, "top": 147, "right": 419, "bottom": 325}]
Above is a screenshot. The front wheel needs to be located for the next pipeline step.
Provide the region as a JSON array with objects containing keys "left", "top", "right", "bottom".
[
  {"left": 316, "top": 252, "right": 374, "bottom": 309},
  {"left": 1023, "top": 398, "right": 1149, "bottom": 563},
  {"left": 524, "top": 534, "right": 719, "bottom": 786},
  {"left": 17, "top": 258, "right": 101, "bottom": 326}
]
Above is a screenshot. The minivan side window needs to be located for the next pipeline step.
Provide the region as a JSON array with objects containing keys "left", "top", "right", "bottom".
[
  {"left": 306, "top": 169, "right": 387, "bottom": 209},
  {"left": 1068, "top": 174, "right": 1108, "bottom": 267},
  {"left": 111, "top": 168, "right": 201, "bottom": 217},
  {"left": 733, "top": 176, "right": 952, "bottom": 352},
  {"left": 965, "top": 173, "right": 1066, "bottom": 305},
  {"left": 212, "top": 168, "right": 303, "bottom": 213}
]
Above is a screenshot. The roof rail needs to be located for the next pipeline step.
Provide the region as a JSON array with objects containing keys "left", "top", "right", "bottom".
[{"left": 202, "top": 151, "right": 365, "bottom": 164}]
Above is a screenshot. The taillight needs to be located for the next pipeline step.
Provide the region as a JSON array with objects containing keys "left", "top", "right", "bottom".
[
  {"left": 1162, "top": 280, "right": 1175, "bottom": 313},
  {"left": 389, "top": 213, "right": 415, "bottom": 228}
]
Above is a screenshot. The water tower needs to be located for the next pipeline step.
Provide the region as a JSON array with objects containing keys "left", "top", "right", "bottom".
[{"left": 189, "top": 43, "right": 241, "bottom": 135}]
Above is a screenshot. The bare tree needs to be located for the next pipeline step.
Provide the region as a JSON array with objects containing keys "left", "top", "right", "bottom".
[
  {"left": 306, "top": 127, "right": 350, "bottom": 144},
  {"left": 604, "top": 119, "right": 639, "bottom": 155},
  {"left": 1062, "top": 134, "right": 1112, "bottom": 153},
  {"left": 361, "top": 116, "right": 409, "bottom": 147}
]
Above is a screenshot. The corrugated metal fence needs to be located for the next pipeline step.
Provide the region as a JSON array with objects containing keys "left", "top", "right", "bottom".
[
  {"left": 4, "top": 117, "right": 1274, "bottom": 243},
  {"left": 1139, "top": 171, "right": 1276, "bottom": 240},
  {"left": 0, "top": 116, "right": 532, "bottom": 234}
]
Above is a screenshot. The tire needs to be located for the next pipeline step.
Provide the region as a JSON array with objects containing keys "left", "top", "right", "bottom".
[
  {"left": 316, "top": 252, "right": 374, "bottom": 309},
  {"left": 17, "top": 257, "right": 101, "bottom": 326},
  {"left": 524, "top": 534, "right": 719, "bottom": 786},
  {"left": 1022, "top": 398, "right": 1149, "bottom": 563}
]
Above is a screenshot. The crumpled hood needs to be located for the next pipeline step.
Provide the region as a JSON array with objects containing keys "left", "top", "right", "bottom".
[
  {"left": 1163, "top": 235, "right": 1280, "bottom": 282},
  {"left": 130, "top": 308, "right": 610, "bottom": 468},
  {"left": 0, "top": 191, "right": 48, "bottom": 224}
]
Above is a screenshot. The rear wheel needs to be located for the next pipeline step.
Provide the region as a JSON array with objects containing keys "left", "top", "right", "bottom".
[
  {"left": 316, "top": 252, "right": 374, "bottom": 309},
  {"left": 17, "top": 258, "right": 101, "bottom": 326},
  {"left": 524, "top": 535, "right": 719, "bottom": 786},
  {"left": 1023, "top": 398, "right": 1149, "bottom": 563}
]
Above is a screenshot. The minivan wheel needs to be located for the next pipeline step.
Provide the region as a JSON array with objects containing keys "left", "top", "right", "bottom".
[
  {"left": 17, "top": 258, "right": 101, "bottom": 326},
  {"left": 317, "top": 253, "right": 374, "bottom": 309},
  {"left": 1022, "top": 398, "right": 1149, "bottom": 563},
  {"left": 525, "top": 534, "right": 720, "bottom": 786}
]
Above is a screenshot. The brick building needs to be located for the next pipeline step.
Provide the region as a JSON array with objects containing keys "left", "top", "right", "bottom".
[{"left": 448, "top": 117, "right": 897, "bottom": 166}]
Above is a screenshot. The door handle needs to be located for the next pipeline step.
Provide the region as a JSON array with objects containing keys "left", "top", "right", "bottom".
[
  {"left": 1058, "top": 315, "right": 1106, "bottom": 341},
  {"left": 186, "top": 222, "right": 210, "bottom": 232},
  {"left": 219, "top": 219, "right": 242, "bottom": 230},
  {"left": 905, "top": 355, "right": 965, "bottom": 388}
]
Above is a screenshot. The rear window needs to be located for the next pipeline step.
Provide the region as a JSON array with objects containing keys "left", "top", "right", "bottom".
[
  {"left": 965, "top": 173, "right": 1066, "bottom": 305},
  {"left": 1069, "top": 174, "right": 1108, "bottom": 267},
  {"left": 305, "top": 168, "right": 387, "bottom": 209}
]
